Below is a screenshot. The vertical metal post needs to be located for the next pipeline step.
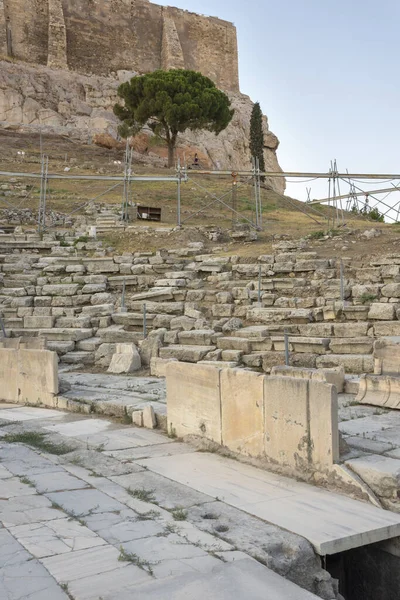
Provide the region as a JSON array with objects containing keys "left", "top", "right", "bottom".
[
  {"left": 38, "top": 155, "right": 48, "bottom": 234},
  {"left": 177, "top": 158, "right": 181, "bottom": 227},
  {"left": 231, "top": 172, "right": 238, "bottom": 228},
  {"left": 340, "top": 260, "right": 345, "bottom": 304},
  {"left": 143, "top": 303, "right": 147, "bottom": 339},
  {"left": 0, "top": 314, "right": 7, "bottom": 338},
  {"left": 258, "top": 264, "right": 262, "bottom": 305},
  {"left": 284, "top": 329, "right": 290, "bottom": 366},
  {"left": 122, "top": 140, "right": 132, "bottom": 222},
  {"left": 121, "top": 278, "right": 127, "bottom": 313}
]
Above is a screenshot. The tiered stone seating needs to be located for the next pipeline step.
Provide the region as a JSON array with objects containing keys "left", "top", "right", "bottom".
[{"left": 2, "top": 234, "right": 400, "bottom": 376}]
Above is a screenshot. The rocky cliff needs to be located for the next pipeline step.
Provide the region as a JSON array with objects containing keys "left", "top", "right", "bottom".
[{"left": 0, "top": 60, "right": 285, "bottom": 193}]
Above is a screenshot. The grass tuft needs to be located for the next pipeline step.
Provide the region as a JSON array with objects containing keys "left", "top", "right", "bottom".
[{"left": 3, "top": 431, "right": 73, "bottom": 455}]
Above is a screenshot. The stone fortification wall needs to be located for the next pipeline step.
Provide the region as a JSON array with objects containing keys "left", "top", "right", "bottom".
[{"left": 2, "top": 0, "right": 239, "bottom": 92}]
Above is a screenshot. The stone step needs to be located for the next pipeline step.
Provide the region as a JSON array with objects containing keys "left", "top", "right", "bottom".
[
  {"left": 60, "top": 351, "right": 95, "bottom": 365},
  {"left": 316, "top": 354, "right": 374, "bottom": 374},
  {"left": 46, "top": 340, "right": 76, "bottom": 355},
  {"left": 159, "top": 344, "right": 216, "bottom": 363},
  {"left": 76, "top": 337, "right": 102, "bottom": 352}
]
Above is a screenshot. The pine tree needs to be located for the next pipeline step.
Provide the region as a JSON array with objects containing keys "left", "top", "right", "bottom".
[{"left": 249, "top": 102, "right": 265, "bottom": 175}]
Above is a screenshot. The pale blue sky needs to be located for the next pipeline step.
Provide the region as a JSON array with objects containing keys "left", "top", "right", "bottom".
[{"left": 158, "top": 0, "right": 400, "bottom": 208}]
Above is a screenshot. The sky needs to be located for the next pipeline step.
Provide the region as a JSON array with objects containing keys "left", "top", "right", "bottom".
[{"left": 157, "top": 0, "right": 400, "bottom": 213}]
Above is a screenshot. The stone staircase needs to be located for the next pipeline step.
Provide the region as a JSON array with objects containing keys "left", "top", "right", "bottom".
[{"left": 1, "top": 233, "right": 400, "bottom": 375}]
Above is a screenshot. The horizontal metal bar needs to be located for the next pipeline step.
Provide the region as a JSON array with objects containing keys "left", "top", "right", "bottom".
[
  {"left": 310, "top": 187, "right": 400, "bottom": 205},
  {"left": 0, "top": 171, "right": 182, "bottom": 182},
  {"left": 188, "top": 170, "right": 400, "bottom": 179}
]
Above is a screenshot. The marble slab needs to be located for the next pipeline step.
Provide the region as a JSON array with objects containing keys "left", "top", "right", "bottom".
[{"left": 139, "top": 452, "right": 400, "bottom": 555}]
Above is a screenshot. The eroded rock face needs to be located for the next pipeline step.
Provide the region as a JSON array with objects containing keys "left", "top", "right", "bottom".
[{"left": 0, "top": 60, "right": 285, "bottom": 194}]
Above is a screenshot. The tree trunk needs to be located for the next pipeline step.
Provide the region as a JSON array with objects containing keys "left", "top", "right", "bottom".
[{"left": 167, "top": 141, "right": 175, "bottom": 168}]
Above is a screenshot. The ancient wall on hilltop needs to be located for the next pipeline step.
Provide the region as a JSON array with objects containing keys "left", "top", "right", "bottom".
[{"left": 1, "top": 0, "right": 239, "bottom": 91}]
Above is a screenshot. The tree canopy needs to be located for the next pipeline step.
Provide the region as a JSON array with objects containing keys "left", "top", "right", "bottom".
[
  {"left": 114, "top": 69, "right": 234, "bottom": 167},
  {"left": 249, "top": 102, "right": 265, "bottom": 175}
]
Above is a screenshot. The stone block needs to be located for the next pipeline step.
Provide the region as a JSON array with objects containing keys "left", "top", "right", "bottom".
[
  {"left": 160, "top": 345, "right": 215, "bottom": 363},
  {"left": 107, "top": 343, "right": 141, "bottom": 374},
  {"left": 42, "top": 284, "right": 80, "bottom": 296},
  {"left": 332, "top": 323, "right": 369, "bottom": 338},
  {"left": 308, "top": 381, "right": 339, "bottom": 468},
  {"left": 316, "top": 354, "right": 374, "bottom": 374},
  {"left": 329, "top": 337, "right": 373, "bottom": 355},
  {"left": 373, "top": 321, "right": 400, "bottom": 337},
  {"left": 264, "top": 377, "right": 310, "bottom": 469},
  {"left": 81, "top": 303, "right": 114, "bottom": 317},
  {"left": 23, "top": 316, "right": 55, "bottom": 329},
  {"left": 18, "top": 349, "right": 59, "bottom": 404},
  {"left": 368, "top": 303, "right": 396, "bottom": 321},
  {"left": 264, "top": 377, "right": 338, "bottom": 470},
  {"left": 166, "top": 363, "right": 222, "bottom": 442},
  {"left": 217, "top": 337, "right": 251, "bottom": 353},
  {"left": 0, "top": 348, "right": 18, "bottom": 401},
  {"left": 382, "top": 283, "right": 400, "bottom": 298},
  {"left": 143, "top": 405, "right": 157, "bottom": 429},
  {"left": 271, "top": 365, "right": 345, "bottom": 393},
  {"left": 374, "top": 340, "right": 400, "bottom": 376},
  {"left": 150, "top": 357, "right": 178, "bottom": 377},
  {"left": 345, "top": 455, "right": 400, "bottom": 500},
  {"left": 178, "top": 330, "right": 214, "bottom": 346},
  {"left": 221, "top": 369, "right": 265, "bottom": 456},
  {"left": 212, "top": 304, "right": 234, "bottom": 318}
]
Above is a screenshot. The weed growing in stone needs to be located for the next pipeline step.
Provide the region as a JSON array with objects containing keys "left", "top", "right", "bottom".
[
  {"left": 3, "top": 431, "right": 73, "bottom": 455},
  {"left": 128, "top": 487, "right": 157, "bottom": 503},
  {"left": 171, "top": 508, "right": 188, "bottom": 521},
  {"left": 202, "top": 512, "right": 219, "bottom": 520},
  {"left": 135, "top": 510, "right": 160, "bottom": 521},
  {"left": 214, "top": 524, "right": 229, "bottom": 533},
  {"left": 60, "top": 582, "right": 76, "bottom": 600},
  {"left": 118, "top": 547, "right": 154, "bottom": 575},
  {"left": 19, "top": 476, "right": 34, "bottom": 487}
]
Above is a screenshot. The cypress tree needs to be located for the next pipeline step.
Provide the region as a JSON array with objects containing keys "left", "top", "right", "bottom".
[{"left": 249, "top": 102, "right": 265, "bottom": 174}]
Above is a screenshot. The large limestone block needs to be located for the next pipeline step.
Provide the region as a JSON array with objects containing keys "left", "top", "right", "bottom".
[
  {"left": 84, "top": 259, "right": 119, "bottom": 273},
  {"left": 18, "top": 349, "right": 59, "bottom": 404},
  {"left": 264, "top": 377, "right": 310, "bottom": 469},
  {"left": 23, "top": 316, "right": 55, "bottom": 328},
  {"left": 42, "top": 284, "right": 79, "bottom": 296},
  {"left": 221, "top": 369, "right": 265, "bottom": 456},
  {"left": 356, "top": 374, "right": 390, "bottom": 407},
  {"left": 271, "top": 365, "right": 345, "bottom": 393},
  {"left": 178, "top": 330, "right": 214, "bottom": 346},
  {"left": 217, "top": 337, "right": 251, "bottom": 353},
  {"left": 368, "top": 303, "right": 396, "bottom": 321},
  {"left": 382, "top": 283, "right": 400, "bottom": 298},
  {"left": 0, "top": 348, "right": 18, "bottom": 401},
  {"left": 373, "top": 321, "right": 400, "bottom": 337},
  {"left": 374, "top": 340, "right": 400, "bottom": 376},
  {"left": 332, "top": 323, "right": 369, "bottom": 338},
  {"left": 108, "top": 343, "right": 141, "bottom": 374},
  {"left": 308, "top": 381, "right": 339, "bottom": 468},
  {"left": 166, "top": 363, "right": 222, "bottom": 442},
  {"left": 160, "top": 345, "right": 215, "bottom": 363},
  {"left": 345, "top": 455, "right": 400, "bottom": 500},
  {"left": 329, "top": 337, "right": 373, "bottom": 355},
  {"left": 82, "top": 303, "right": 114, "bottom": 317},
  {"left": 150, "top": 357, "right": 178, "bottom": 377},
  {"left": 316, "top": 354, "right": 374, "bottom": 374}
]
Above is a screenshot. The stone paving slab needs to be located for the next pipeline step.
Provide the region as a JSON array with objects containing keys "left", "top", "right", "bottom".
[
  {"left": 122, "top": 558, "right": 320, "bottom": 600},
  {"left": 9, "top": 518, "right": 106, "bottom": 558},
  {"left": 139, "top": 452, "right": 400, "bottom": 555}
]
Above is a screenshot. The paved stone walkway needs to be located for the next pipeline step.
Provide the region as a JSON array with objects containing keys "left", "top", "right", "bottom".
[
  {"left": 0, "top": 404, "right": 339, "bottom": 600},
  {"left": 8, "top": 397, "right": 400, "bottom": 598}
]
